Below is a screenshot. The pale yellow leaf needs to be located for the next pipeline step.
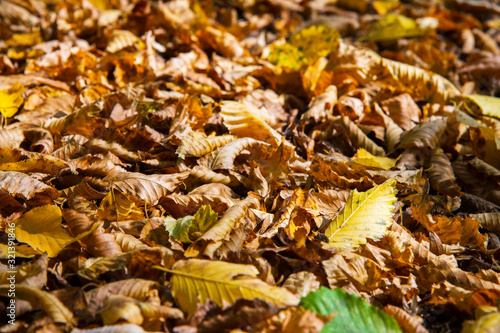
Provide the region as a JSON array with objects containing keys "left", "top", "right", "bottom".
[
  {"left": 220, "top": 101, "right": 282, "bottom": 147},
  {"left": 14, "top": 205, "right": 75, "bottom": 257}
]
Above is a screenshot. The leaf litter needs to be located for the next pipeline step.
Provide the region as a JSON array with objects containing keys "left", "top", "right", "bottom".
[{"left": 1, "top": 0, "right": 500, "bottom": 332}]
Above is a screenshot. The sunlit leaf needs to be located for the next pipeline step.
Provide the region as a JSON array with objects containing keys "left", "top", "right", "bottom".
[
  {"left": 164, "top": 205, "right": 219, "bottom": 244},
  {"left": 185, "top": 194, "right": 259, "bottom": 258},
  {"left": 350, "top": 148, "right": 398, "bottom": 170},
  {"left": 266, "top": 25, "right": 340, "bottom": 70},
  {"left": 155, "top": 259, "right": 299, "bottom": 316},
  {"left": 98, "top": 190, "right": 145, "bottom": 221},
  {"left": 462, "top": 312, "right": 500, "bottom": 333},
  {"left": 324, "top": 179, "right": 397, "bottom": 249},
  {"left": 363, "top": 14, "right": 428, "bottom": 42},
  {"left": 459, "top": 94, "right": 500, "bottom": 120},
  {"left": 373, "top": 0, "right": 399, "bottom": 15}
]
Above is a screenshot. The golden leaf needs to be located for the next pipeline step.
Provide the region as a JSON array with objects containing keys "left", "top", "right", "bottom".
[
  {"left": 155, "top": 259, "right": 299, "bottom": 316},
  {"left": 0, "top": 127, "right": 24, "bottom": 149},
  {"left": 462, "top": 312, "right": 500, "bottom": 333},
  {"left": 0, "top": 284, "right": 75, "bottom": 325},
  {"left": 266, "top": 25, "right": 340, "bottom": 70},
  {"left": 106, "top": 171, "right": 190, "bottom": 206},
  {"left": 185, "top": 194, "right": 259, "bottom": 258},
  {"left": 14, "top": 205, "right": 75, "bottom": 257},
  {"left": 398, "top": 118, "right": 447, "bottom": 149},
  {"left": 324, "top": 179, "right": 397, "bottom": 249},
  {"left": 350, "top": 148, "right": 398, "bottom": 170},
  {"left": 0, "top": 82, "right": 25, "bottom": 118},
  {"left": 469, "top": 127, "right": 500, "bottom": 169}
]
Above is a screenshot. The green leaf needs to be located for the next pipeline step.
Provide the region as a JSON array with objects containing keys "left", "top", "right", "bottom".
[
  {"left": 301, "top": 287, "right": 402, "bottom": 333},
  {"left": 267, "top": 25, "right": 340, "bottom": 70},
  {"left": 164, "top": 205, "right": 219, "bottom": 243}
]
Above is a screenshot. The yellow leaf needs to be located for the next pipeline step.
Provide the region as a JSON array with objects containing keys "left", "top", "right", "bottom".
[
  {"left": 220, "top": 101, "right": 281, "bottom": 147},
  {"left": 155, "top": 259, "right": 299, "bottom": 316},
  {"left": 14, "top": 205, "right": 75, "bottom": 257},
  {"left": 324, "top": 179, "right": 397, "bottom": 249},
  {"left": 266, "top": 25, "right": 340, "bottom": 70},
  {"left": 0, "top": 82, "right": 25, "bottom": 118},
  {"left": 363, "top": 14, "right": 427, "bottom": 42},
  {"left": 373, "top": 0, "right": 399, "bottom": 15},
  {"left": 0, "top": 284, "right": 75, "bottom": 325},
  {"left": 185, "top": 194, "right": 259, "bottom": 258},
  {"left": 87, "top": 0, "right": 121, "bottom": 10},
  {"left": 350, "top": 148, "right": 398, "bottom": 170},
  {"left": 176, "top": 132, "right": 234, "bottom": 159},
  {"left": 428, "top": 148, "right": 462, "bottom": 197}
]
